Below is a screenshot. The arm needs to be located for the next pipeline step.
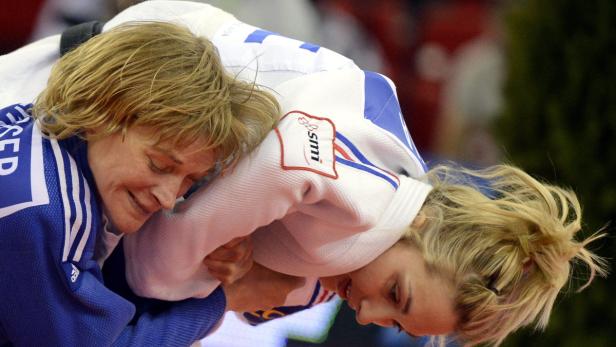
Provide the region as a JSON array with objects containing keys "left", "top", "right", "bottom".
[
  {"left": 239, "top": 277, "right": 336, "bottom": 326},
  {"left": 0, "top": 222, "right": 226, "bottom": 346}
]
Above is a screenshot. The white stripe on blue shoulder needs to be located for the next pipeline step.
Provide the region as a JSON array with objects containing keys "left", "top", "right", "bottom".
[
  {"left": 72, "top": 174, "right": 92, "bottom": 262},
  {"left": 50, "top": 139, "right": 73, "bottom": 262},
  {"left": 67, "top": 155, "right": 83, "bottom": 252},
  {"left": 51, "top": 140, "right": 92, "bottom": 263}
]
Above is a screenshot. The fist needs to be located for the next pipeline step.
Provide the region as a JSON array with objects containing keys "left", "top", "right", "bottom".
[{"left": 204, "top": 236, "right": 254, "bottom": 285}]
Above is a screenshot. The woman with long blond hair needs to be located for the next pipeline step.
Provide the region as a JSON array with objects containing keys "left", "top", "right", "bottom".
[{"left": 126, "top": 69, "right": 606, "bottom": 345}]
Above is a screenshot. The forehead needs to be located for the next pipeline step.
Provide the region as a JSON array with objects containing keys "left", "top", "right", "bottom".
[
  {"left": 394, "top": 243, "right": 458, "bottom": 336},
  {"left": 134, "top": 126, "right": 216, "bottom": 172},
  {"left": 404, "top": 270, "right": 457, "bottom": 335},
  {"left": 156, "top": 139, "right": 216, "bottom": 170}
]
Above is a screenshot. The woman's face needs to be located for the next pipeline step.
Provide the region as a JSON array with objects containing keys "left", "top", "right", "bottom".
[
  {"left": 88, "top": 126, "right": 215, "bottom": 234},
  {"left": 320, "top": 240, "right": 458, "bottom": 337}
]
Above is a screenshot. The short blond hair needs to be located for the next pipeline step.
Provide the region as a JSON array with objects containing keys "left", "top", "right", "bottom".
[
  {"left": 405, "top": 164, "right": 607, "bottom": 346},
  {"left": 34, "top": 21, "right": 279, "bottom": 168}
]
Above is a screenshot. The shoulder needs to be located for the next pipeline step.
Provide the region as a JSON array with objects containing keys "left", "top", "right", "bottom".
[
  {"left": 274, "top": 70, "right": 426, "bottom": 175},
  {"left": 361, "top": 71, "right": 426, "bottom": 170},
  {"left": 212, "top": 21, "right": 357, "bottom": 87},
  {"left": 1, "top": 107, "right": 100, "bottom": 266}
]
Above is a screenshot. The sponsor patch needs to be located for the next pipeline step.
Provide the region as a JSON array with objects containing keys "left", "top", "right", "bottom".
[{"left": 275, "top": 111, "right": 337, "bottom": 178}]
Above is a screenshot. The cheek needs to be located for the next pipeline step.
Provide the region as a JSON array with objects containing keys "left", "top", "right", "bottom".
[
  {"left": 97, "top": 169, "right": 153, "bottom": 195},
  {"left": 350, "top": 262, "right": 384, "bottom": 286},
  {"left": 347, "top": 270, "right": 377, "bottom": 296},
  {"left": 118, "top": 164, "right": 157, "bottom": 186}
]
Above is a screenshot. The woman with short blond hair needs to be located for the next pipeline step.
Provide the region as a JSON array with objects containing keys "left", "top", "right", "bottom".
[{"left": 0, "top": 21, "right": 279, "bottom": 345}]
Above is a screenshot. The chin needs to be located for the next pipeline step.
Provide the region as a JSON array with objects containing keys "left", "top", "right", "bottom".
[
  {"left": 319, "top": 276, "right": 337, "bottom": 291},
  {"left": 116, "top": 220, "right": 143, "bottom": 234},
  {"left": 106, "top": 211, "right": 144, "bottom": 235}
]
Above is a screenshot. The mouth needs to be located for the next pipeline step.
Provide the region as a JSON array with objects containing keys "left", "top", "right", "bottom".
[{"left": 128, "top": 191, "right": 153, "bottom": 216}]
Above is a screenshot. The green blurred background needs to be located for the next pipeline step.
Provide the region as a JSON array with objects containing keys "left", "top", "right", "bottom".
[{"left": 498, "top": 0, "right": 615, "bottom": 345}]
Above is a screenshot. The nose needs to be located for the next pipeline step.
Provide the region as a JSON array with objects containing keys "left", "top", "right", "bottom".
[
  {"left": 355, "top": 299, "right": 391, "bottom": 327},
  {"left": 152, "top": 175, "right": 184, "bottom": 210}
]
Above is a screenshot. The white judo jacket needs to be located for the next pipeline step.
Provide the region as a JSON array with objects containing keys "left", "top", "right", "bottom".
[
  {"left": 0, "top": 1, "right": 432, "bottom": 307},
  {"left": 125, "top": 67, "right": 432, "bottom": 306}
]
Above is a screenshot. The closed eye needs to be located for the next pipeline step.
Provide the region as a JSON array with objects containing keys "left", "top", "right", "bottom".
[
  {"left": 390, "top": 282, "right": 400, "bottom": 304},
  {"left": 148, "top": 156, "right": 172, "bottom": 174},
  {"left": 389, "top": 282, "right": 403, "bottom": 332}
]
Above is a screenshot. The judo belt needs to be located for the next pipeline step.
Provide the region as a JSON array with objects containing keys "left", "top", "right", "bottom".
[{"left": 59, "top": 21, "right": 105, "bottom": 56}]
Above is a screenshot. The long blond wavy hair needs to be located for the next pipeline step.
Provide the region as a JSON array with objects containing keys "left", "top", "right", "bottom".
[
  {"left": 404, "top": 164, "right": 607, "bottom": 346},
  {"left": 33, "top": 21, "right": 279, "bottom": 169}
]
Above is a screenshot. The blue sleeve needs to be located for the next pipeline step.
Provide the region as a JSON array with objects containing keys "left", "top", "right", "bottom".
[
  {"left": 0, "top": 218, "right": 225, "bottom": 346},
  {"left": 113, "top": 288, "right": 226, "bottom": 346}
]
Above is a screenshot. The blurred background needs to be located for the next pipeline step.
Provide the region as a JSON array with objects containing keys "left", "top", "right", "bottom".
[{"left": 2, "top": 0, "right": 614, "bottom": 346}]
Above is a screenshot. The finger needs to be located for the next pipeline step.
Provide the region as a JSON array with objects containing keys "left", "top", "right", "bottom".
[
  {"left": 206, "top": 264, "right": 237, "bottom": 284},
  {"left": 208, "top": 239, "right": 253, "bottom": 261},
  {"left": 207, "top": 264, "right": 253, "bottom": 285},
  {"left": 205, "top": 258, "right": 253, "bottom": 278},
  {"left": 207, "top": 269, "right": 233, "bottom": 284},
  {"left": 204, "top": 258, "right": 235, "bottom": 274},
  {"left": 223, "top": 236, "right": 249, "bottom": 249},
  {"left": 237, "top": 243, "right": 254, "bottom": 263},
  {"left": 206, "top": 247, "right": 243, "bottom": 262},
  {"left": 208, "top": 240, "right": 252, "bottom": 261}
]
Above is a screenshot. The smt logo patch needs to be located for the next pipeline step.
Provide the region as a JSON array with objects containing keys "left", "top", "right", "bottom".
[{"left": 275, "top": 111, "right": 337, "bottom": 178}]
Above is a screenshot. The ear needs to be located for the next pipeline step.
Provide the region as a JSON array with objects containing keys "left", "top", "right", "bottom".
[
  {"left": 411, "top": 210, "right": 427, "bottom": 230},
  {"left": 83, "top": 126, "right": 105, "bottom": 141}
]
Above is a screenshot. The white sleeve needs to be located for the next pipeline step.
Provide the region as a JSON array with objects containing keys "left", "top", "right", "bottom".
[
  {"left": 104, "top": 0, "right": 236, "bottom": 39},
  {"left": 0, "top": 34, "right": 60, "bottom": 107}
]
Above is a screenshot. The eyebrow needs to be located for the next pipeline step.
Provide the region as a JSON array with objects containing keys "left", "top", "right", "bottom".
[
  {"left": 152, "top": 146, "right": 214, "bottom": 180},
  {"left": 153, "top": 147, "right": 184, "bottom": 165}
]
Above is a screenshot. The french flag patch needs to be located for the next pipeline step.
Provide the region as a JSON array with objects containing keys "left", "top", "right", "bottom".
[{"left": 333, "top": 131, "right": 400, "bottom": 190}]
